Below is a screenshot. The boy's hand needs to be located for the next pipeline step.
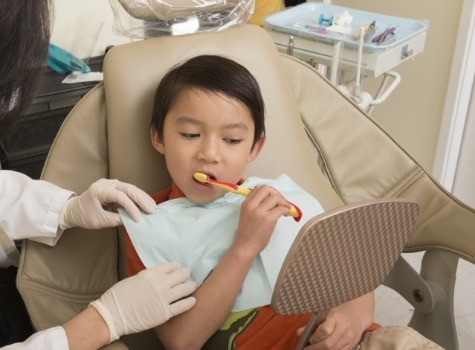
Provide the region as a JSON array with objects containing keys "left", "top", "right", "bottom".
[
  {"left": 298, "top": 295, "right": 373, "bottom": 350},
  {"left": 300, "top": 312, "right": 360, "bottom": 349},
  {"left": 233, "top": 185, "right": 291, "bottom": 255}
]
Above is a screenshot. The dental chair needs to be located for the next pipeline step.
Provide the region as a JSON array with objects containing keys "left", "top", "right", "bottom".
[{"left": 16, "top": 24, "right": 475, "bottom": 349}]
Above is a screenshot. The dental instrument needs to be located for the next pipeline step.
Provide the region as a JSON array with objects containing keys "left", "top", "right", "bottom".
[
  {"left": 373, "top": 26, "right": 397, "bottom": 45},
  {"left": 354, "top": 20, "right": 376, "bottom": 41},
  {"left": 194, "top": 172, "right": 303, "bottom": 221}
]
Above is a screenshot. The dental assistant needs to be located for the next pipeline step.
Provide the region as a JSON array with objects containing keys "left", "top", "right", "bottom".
[{"left": 0, "top": 0, "right": 196, "bottom": 348}]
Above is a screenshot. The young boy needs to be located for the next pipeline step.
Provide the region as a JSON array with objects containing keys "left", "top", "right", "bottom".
[{"left": 122, "top": 55, "right": 375, "bottom": 349}]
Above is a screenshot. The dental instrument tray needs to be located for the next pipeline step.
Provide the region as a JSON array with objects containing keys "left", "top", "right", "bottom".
[{"left": 263, "top": 3, "right": 429, "bottom": 77}]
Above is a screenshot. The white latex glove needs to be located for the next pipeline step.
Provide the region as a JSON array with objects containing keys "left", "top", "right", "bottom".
[
  {"left": 59, "top": 179, "right": 156, "bottom": 230},
  {"left": 90, "top": 262, "right": 197, "bottom": 343}
]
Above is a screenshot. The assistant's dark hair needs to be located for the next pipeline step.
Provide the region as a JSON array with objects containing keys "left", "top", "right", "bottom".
[
  {"left": 151, "top": 55, "right": 265, "bottom": 148},
  {"left": 0, "top": 0, "right": 52, "bottom": 141}
]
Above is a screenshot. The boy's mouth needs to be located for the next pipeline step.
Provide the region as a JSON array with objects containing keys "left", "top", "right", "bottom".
[{"left": 193, "top": 172, "right": 216, "bottom": 184}]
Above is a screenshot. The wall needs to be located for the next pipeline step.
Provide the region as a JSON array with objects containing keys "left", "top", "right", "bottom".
[
  {"left": 51, "top": 0, "right": 130, "bottom": 57},
  {"left": 326, "top": 0, "right": 462, "bottom": 172},
  {"left": 452, "top": 84, "right": 475, "bottom": 208}
]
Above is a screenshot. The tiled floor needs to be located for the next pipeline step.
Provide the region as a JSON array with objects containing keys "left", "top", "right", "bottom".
[{"left": 374, "top": 252, "right": 475, "bottom": 349}]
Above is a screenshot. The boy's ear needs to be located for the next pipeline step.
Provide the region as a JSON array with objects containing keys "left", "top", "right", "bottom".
[
  {"left": 150, "top": 126, "right": 165, "bottom": 154},
  {"left": 248, "top": 135, "right": 266, "bottom": 162}
]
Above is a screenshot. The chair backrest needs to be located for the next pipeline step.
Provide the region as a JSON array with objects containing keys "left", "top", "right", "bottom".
[{"left": 281, "top": 54, "right": 475, "bottom": 259}]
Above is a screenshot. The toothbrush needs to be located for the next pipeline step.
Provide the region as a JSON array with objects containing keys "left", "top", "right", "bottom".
[{"left": 194, "top": 172, "right": 302, "bottom": 222}]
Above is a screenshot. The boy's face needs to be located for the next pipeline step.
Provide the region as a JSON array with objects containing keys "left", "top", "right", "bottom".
[{"left": 151, "top": 88, "right": 265, "bottom": 205}]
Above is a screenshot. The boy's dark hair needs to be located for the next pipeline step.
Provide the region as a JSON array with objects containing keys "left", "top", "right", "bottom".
[
  {"left": 0, "top": 0, "right": 52, "bottom": 141},
  {"left": 151, "top": 55, "right": 265, "bottom": 148}
]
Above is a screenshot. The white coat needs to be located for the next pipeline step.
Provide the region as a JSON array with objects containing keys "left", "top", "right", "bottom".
[
  {"left": 0, "top": 170, "right": 73, "bottom": 267},
  {"left": 0, "top": 170, "right": 73, "bottom": 349}
]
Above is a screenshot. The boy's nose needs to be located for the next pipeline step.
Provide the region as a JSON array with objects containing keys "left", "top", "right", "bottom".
[{"left": 197, "top": 139, "right": 221, "bottom": 162}]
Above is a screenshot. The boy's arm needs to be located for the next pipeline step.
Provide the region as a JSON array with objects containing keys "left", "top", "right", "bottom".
[
  {"left": 301, "top": 291, "right": 375, "bottom": 349},
  {"left": 155, "top": 185, "right": 292, "bottom": 350},
  {"left": 156, "top": 243, "right": 256, "bottom": 349}
]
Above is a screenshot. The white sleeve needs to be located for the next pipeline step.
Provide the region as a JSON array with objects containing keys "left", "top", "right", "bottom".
[
  {"left": 0, "top": 170, "right": 74, "bottom": 245},
  {"left": 1, "top": 326, "right": 69, "bottom": 350}
]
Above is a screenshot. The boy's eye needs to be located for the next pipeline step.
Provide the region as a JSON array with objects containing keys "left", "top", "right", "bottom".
[
  {"left": 181, "top": 133, "right": 199, "bottom": 139},
  {"left": 225, "top": 138, "right": 242, "bottom": 145}
]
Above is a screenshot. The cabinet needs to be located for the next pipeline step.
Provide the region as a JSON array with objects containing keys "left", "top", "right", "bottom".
[{"left": 0, "top": 56, "right": 103, "bottom": 179}]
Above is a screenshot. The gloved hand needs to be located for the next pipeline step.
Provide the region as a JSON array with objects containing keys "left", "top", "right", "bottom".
[
  {"left": 90, "top": 262, "right": 197, "bottom": 343},
  {"left": 59, "top": 179, "right": 156, "bottom": 230}
]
